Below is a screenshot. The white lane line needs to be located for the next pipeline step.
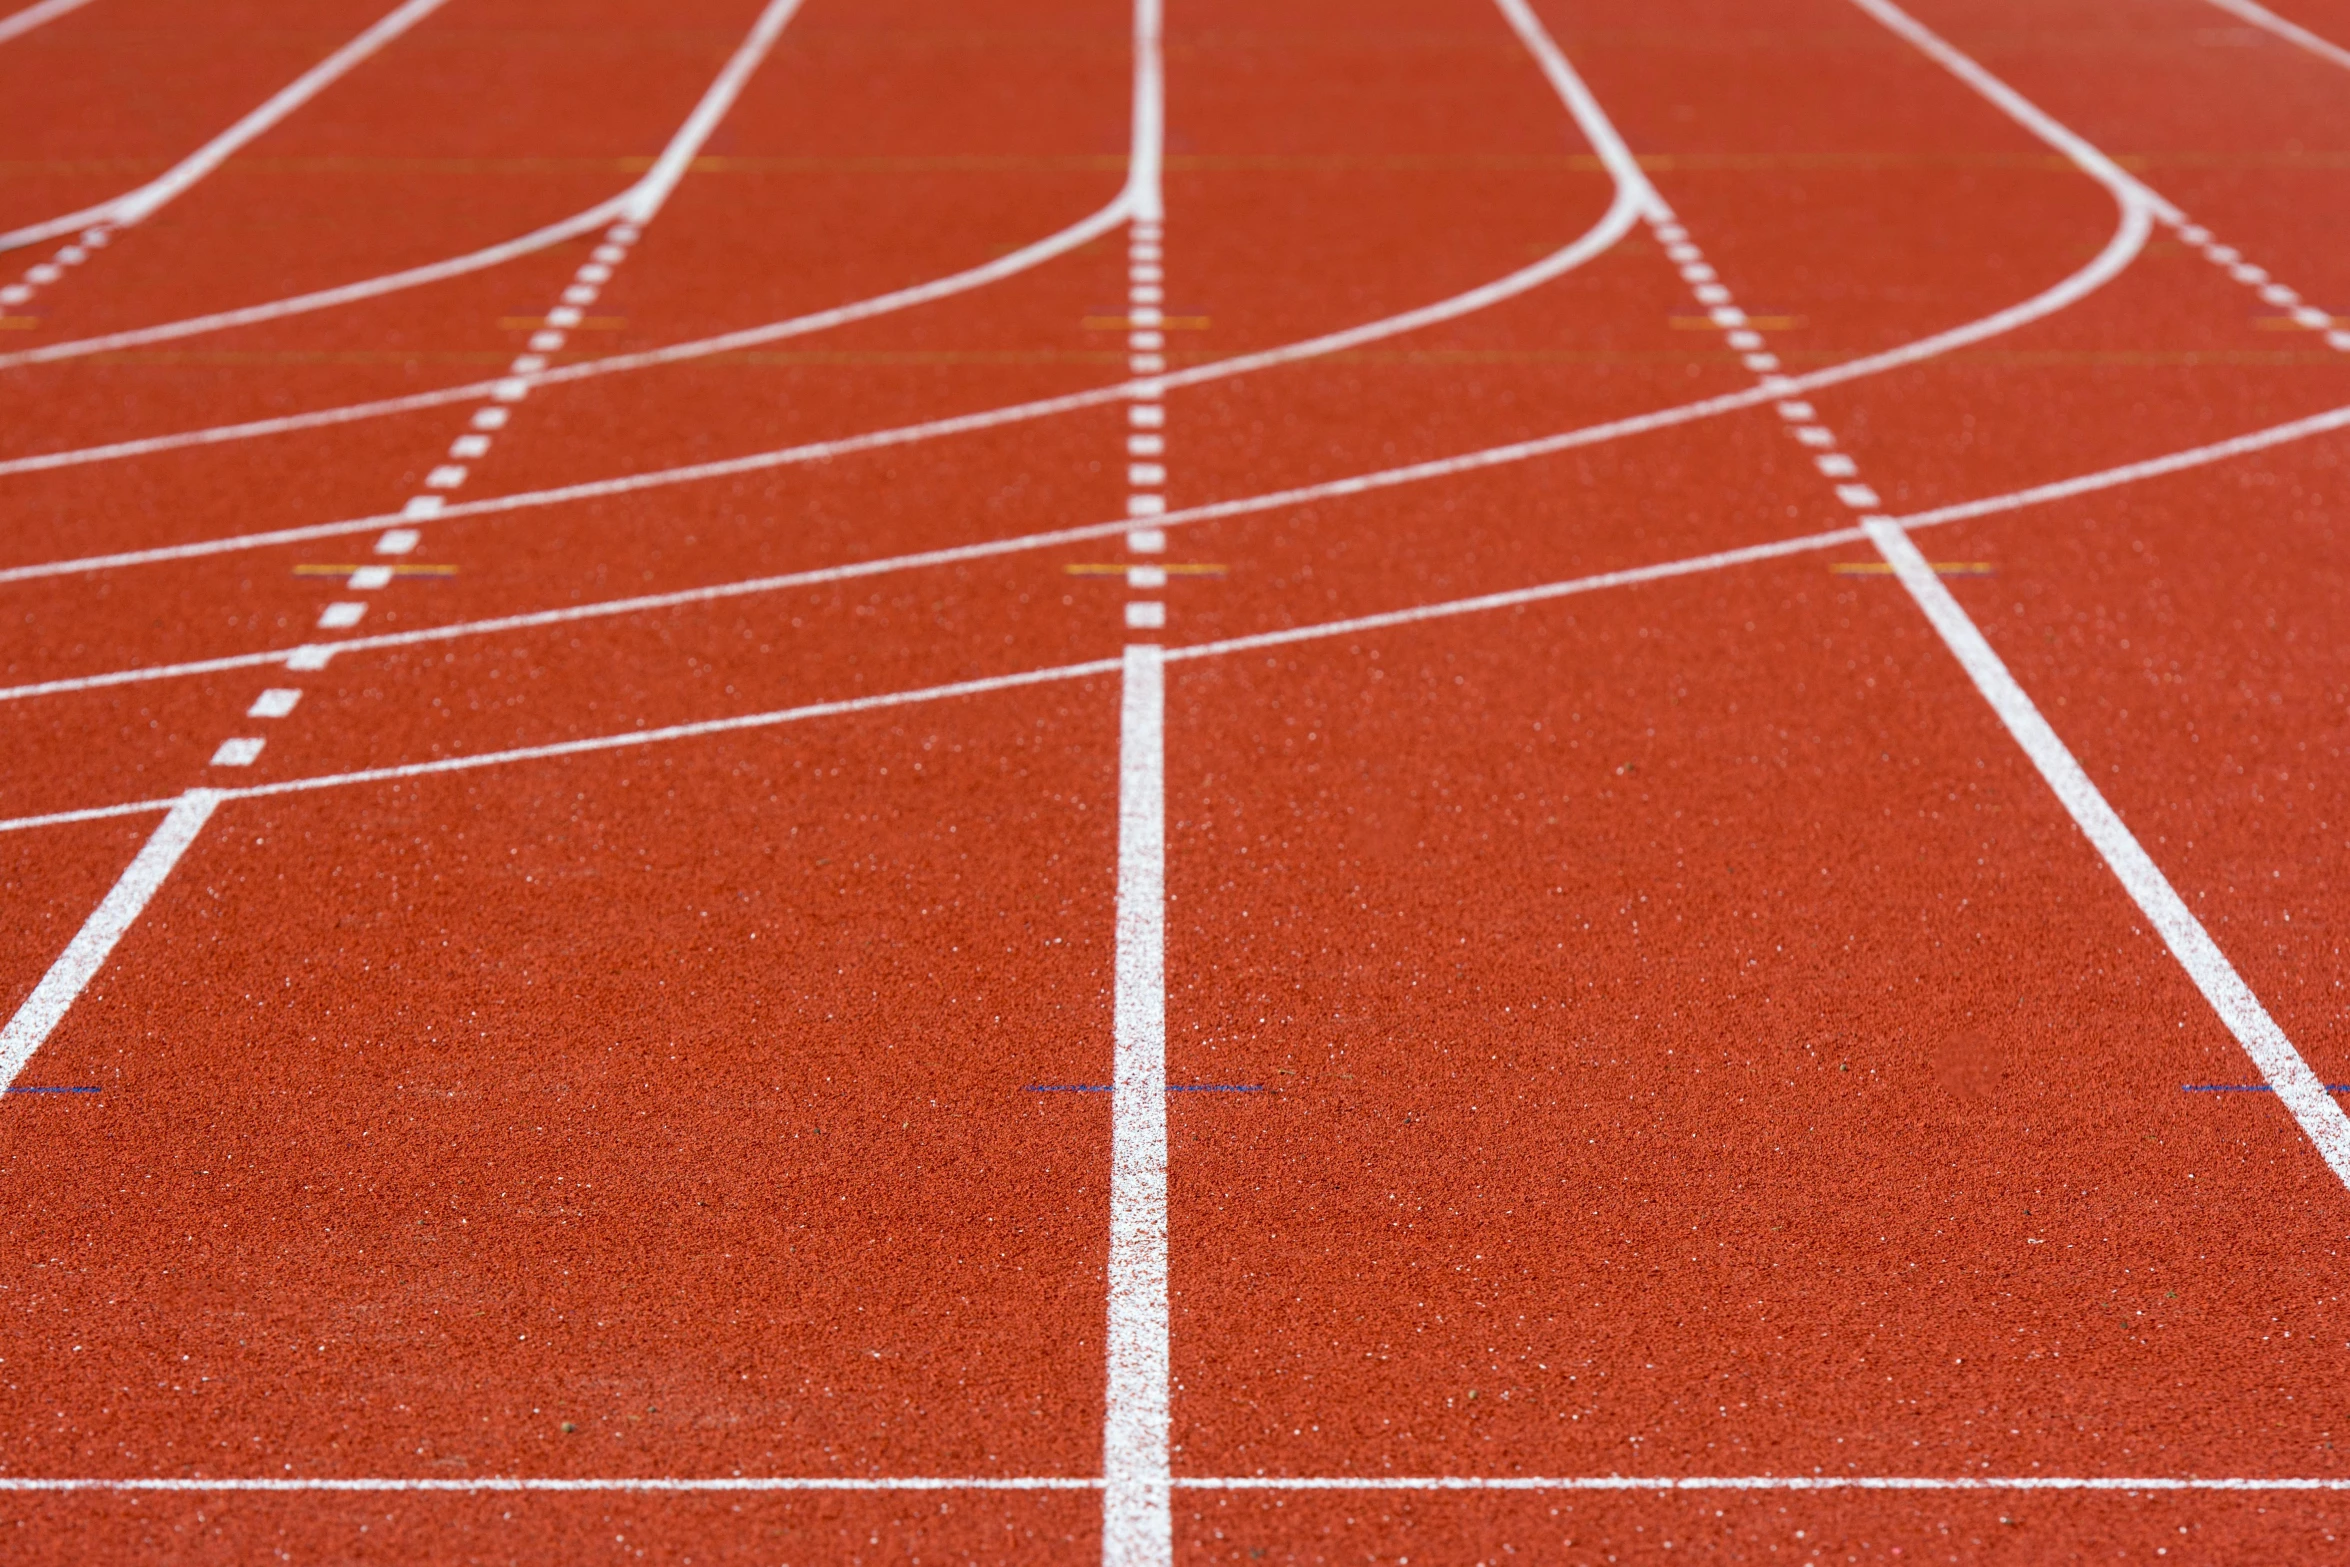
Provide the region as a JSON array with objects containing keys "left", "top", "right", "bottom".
[
  {"left": 0, "top": 1476, "right": 1102, "bottom": 1493},
  {"left": 0, "top": 788, "right": 217, "bottom": 1091},
  {"left": 1122, "top": 0, "right": 1163, "bottom": 224},
  {"left": 2202, "top": 0, "right": 2350, "bottom": 72},
  {"left": 0, "top": 0, "right": 809, "bottom": 366},
  {"left": 0, "top": 179, "right": 2117, "bottom": 588},
  {"left": 0, "top": 0, "right": 456, "bottom": 254},
  {"left": 0, "top": 529, "right": 1877, "bottom": 836},
  {"left": 0, "top": 1472, "right": 2341, "bottom": 1493},
  {"left": 619, "top": 0, "right": 807, "bottom": 224},
  {"left": 1864, "top": 519, "right": 2350, "bottom": 1189},
  {"left": 0, "top": 0, "right": 95, "bottom": 47},
  {"left": 1105, "top": 643, "right": 1171, "bottom": 1567},
  {"left": 0, "top": 198, "right": 1131, "bottom": 478}
]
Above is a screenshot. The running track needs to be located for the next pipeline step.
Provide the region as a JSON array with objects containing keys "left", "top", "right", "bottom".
[{"left": 1, "top": 0, "right": 2348, "bottom": 1561}]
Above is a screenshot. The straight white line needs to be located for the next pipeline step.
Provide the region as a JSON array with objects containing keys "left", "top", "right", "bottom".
[
  {"left": 1105, "top": 644, "right": 1170, "bottom": 1567},
  {"left": 0, "top": 0, "right": 95, "bottom": 47},
  {"left": 1864, "top": 518, "right": 2350, "bottom": 1189},
  {"left": 2202, "top": 0, "right": 2350, "bottom": 73},
  {"left": 1489, "top": 0, "right": 1668, "bottom": 220},
  {"left": 0, "top": 1476, "right": 1101, "bottom": 1493},
  {"left": 1182, "top": 1475, "right": 2350, "bottom": 1492},
  {"left": 0, "top": 1473, "right": 2340, "bottom": 1494},
  {"left": 0, "top": 788, "right": 217, "bottom": 1091},
  {"left": 0, "top": 0, "right": 808, "bottom": 366},
  {"left": 0, "top": 0, "right": 456, "bottom": 253},
  {"left": 1122, "top": 0, "right": 1163, "bottom": 223}
]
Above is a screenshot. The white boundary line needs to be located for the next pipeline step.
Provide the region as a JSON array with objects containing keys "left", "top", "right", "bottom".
[
  {"left": 0, "top": 0, "right": 807, "bottom": 367},
  {"left": 1105, "top": 646, "right": 1170, "bottom": 1567},
  {"left": 1866, "top": 520, "right": 2350, "bottom": 1185},
  {"left": 0, "top": 1472, "right": 2341, "bottom": 1494},
  {"left": 0, "top": 0, "right": 456, "bottom": 253},
  {"left": 2202, "top": 0, "right": 2350, "bottom": 73},
  {"left": 0, "top": 0, "right": 95, "bottom": 47},
  {"left": 0, "top": 788, "right": 216, "bottom": 1091}
]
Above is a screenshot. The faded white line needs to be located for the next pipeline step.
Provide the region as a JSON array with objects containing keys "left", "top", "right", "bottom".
[
  {"left": 1865, "top": 518, "right": 2350, "bottom": 1190},
  {"left": 1105, "top": 644, "right": 1170, "bottom": 1567},
  {"left": 0, "top": 0, "right": 456, "bottom": 253},
  {"left": 0, "top": 0, "right": 96, "bottom": 47},
  {"left": 0, "top": 788, "right": 217, "bottom": 1090}
]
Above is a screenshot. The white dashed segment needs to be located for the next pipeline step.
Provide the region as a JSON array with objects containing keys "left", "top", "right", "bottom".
[
  {"left": 199, "top": 0, "right": 806, "bottom": 786},
  {"left": 1124, "top": 219, "right": 1170, "bottom": 624},
  {"left": 246, "top": 689, "right": 301, "bottom": 719},
  {"left": 0, "top": 225, "right": 110, "bottom": 315},
  {"left": 0, "top": 1471, "right": 2343, "bottom": 1494},
  {"left": 0, "top": 789, "right": 219, "bottom": 1092}
]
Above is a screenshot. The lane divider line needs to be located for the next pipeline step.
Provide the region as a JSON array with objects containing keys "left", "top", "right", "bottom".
[
  {"left": 1106, "top": 642, "right": 1170, "bottom": 1567},
  {"left": 2200, "top": 0, "right": 2350, "bottom": 74},
  {"left": 0, "top": 789, "right": 218, "bottom": 1093},
  {"left": 1838, "top": 0, "right": 2350, "bottom": 1188},
  {"left": 1868, "top": 518, "right": 2350, "bottom": 1188},
  {"left": 0, "top": 0, "right": 456, "bottom": 256}
]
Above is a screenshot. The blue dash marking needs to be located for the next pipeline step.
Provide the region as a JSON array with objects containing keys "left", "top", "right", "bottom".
[
  {"left": 5, "top": 1086, "right": 100, "bottom": 1094},
  {"left": 2182, "top": 1084, "right": 2350, "bottom": 1093},
  {"left": 1025, "top": 1084, "right": 1113, "bottom": 1092}
]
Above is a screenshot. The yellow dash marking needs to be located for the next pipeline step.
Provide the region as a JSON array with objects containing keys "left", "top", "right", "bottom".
[
  {"left": 0, "top": 316, "right": 40, "bottom": 330},
  {"left": 1063, "top": 563, "right": 1228, "bottom": 576},
  {"left": 1830, "top": 562, "right": 1995, "bottom": 576},
  {"left": 293, "top": 564, "right": 460, "bottom": 575}
]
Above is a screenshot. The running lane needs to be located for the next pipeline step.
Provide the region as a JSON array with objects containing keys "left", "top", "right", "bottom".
[
  {"left": 0, "top": 686, "right": 1122, "bottom": 1561},
  {"left": 1158, "top": 553, "right": 2350, "bottom": 1558}
]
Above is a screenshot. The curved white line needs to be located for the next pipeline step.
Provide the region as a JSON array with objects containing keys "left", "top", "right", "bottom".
[
  {"left": 0, "top": 0, "right": 1658, "bottom": 479},
  {"left": 0, "top": 0, "right": 96, "bottom": 47},
  {"left": 0, "top": 196, "right": 1130, "bottom": 478},
  {"left": 0, "top": 0, "right": 455, "bottom": 253},
  {"left": 0, "top": 8, "right": 1657, "bottom": 577},
  {"left": 2202, "top": 0, "right": 2350, "bottom": 73},
  {"left": 0, "top": 199, "right": 2183, "bottom": 705},
  {"left": 0, "top": 0, "right": 808, "bottom": 368}
]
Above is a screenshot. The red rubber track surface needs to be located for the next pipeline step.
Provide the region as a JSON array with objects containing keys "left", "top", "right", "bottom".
[{"left": 4, "top": 0, "right": 2350, "bottom": 1561}]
